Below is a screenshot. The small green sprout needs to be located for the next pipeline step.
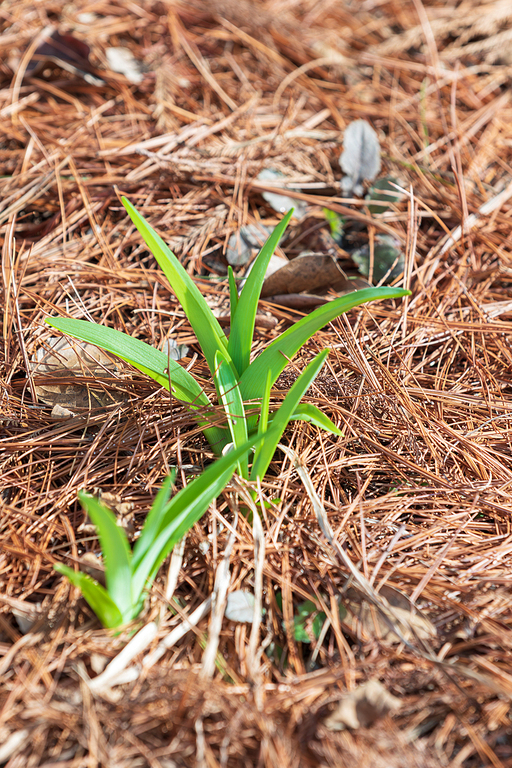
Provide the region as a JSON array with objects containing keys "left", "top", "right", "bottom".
[{"left": 54, "top": 436, "right": 264, "bottom": 628}]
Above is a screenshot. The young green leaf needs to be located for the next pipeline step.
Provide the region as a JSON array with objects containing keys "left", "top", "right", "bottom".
[
  {"left": 78, "top": 491, "right": 133, "bottom": 620},
  {"left": 227, "top": 210, "right": 293, "bottom": 376},
  {"left": 239, "top": 287, "right": 410, "bottom": 401},
  {"left": 130, "top": 432, "right": 271, "bottom": 600},
  {"left": 54, "top": 563, "right": 125, "bottom": 629},
  {"left": 122, "top": 197, "right": 230, "bottom": 375},
  {"left": 44, "top": 317, "right": 226, "bottom": 450},
  {"left": 287, "top": 403, "right": 342, "bottom": 435},
  {"left": 228, "top": 266, "right": 238, "bottom": 327},
  {"left": 130, "top": 473, "right": 175, "bottom": 572},
  {"left": 257, "top": 369, "right": 272, "bottom": 438},
  {"left": 323, "top": 208, "right": 345, "bottom": 245},
  {"left": 45, "top": 318, "right": 205, "bottom": 401},
  {"left": 250, "top": 349, "right": 329, "bottom": 481},
  {"left": 294, "top": 599, "right": 326, "bottom": 643},
  {"left": 213, "top": 349, "right": 249, "bottom": 477}
]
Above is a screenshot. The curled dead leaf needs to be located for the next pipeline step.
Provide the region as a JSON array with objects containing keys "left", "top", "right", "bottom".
[
  {"left": 17, "top": 27, "right": 105, "bottom": 86},
  {"left": 324, "top": 680, "right": 400, "bottom": 731},
  {"left": 79, "top": 552, "right": 105, "bottom": 586},
  {"left": 342, "top": 584, "right": 436, "bottom": 645},
  {"left": 78, "top": 490, "right": 135, "bottom": 540},
  {"left": 261, "top": 294, "right": 330, "bottom": 311},
  {"left": 30, "top": 337, "right": 127, "bottom": 416},
  {"left": 257, "top": 169, "right": 308, "bottom": 219},
  {"left": 260, "top": 254, "right": 349, "bottom": 298}
]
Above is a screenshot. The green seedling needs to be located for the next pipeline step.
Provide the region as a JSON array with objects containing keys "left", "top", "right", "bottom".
[
  {"left": 54, "top": 436, "right": 265, "bottom": 628},
  {"left": 47, "top": 198, "right": 410, "bottom": 481},
  {"left": 293, "top": 598, "right": 347, "bottom": 643},
  {"left": 323, "top": 207, "right": 345, "bottom": 244},
  {"left": 293, "top": 599, "right": 326, "bottom": 643}
]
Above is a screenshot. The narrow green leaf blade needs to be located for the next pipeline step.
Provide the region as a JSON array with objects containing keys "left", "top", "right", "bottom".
[
  {"left": 257, "top": 369, "right": 272, "bottom": 438},
  {"left": 130, "top": 434, "right": 268, "bottom": 603},
  {"left": 240, "top": 287, "right": 410, "bottom": 401},
  {"left": 54, "top": 563, "right": 125, "bottom": 628},
  {"left": 78, "top": 491, "right": 133, "bottom": 618},
  {"left": 45, "top": 317, "right": 227, "bottom": 451},
  {"left": 288, "top": 403, "right": 342, "bottom": 435},
  {"left": 213, "top": 350, "right": 249, "bottom": 478},
  {"left": 228, "top": 210, "right": 293, "bottom": 375},
  {"left": 250, "top": 350, "right": 329, "bottom": 481},
  {"left": 122, "top": 197, "right": 229, "bottom": 374},
  {"left": 228, "top": 266, "right": 238, "bottom": 327},
  {"left": 45, "top": 317, "right": 207, "bottom": 402},
  {"left": 132, "top": 473, "right": 175, "bottom": 570}
]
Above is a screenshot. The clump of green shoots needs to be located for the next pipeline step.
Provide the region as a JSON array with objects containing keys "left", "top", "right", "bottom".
[
  {"left": 47, "top": 198, "right": 410, "bottom": 482},
  {"left": 54, "top": 436, "right": 267, "bottom": 629}
]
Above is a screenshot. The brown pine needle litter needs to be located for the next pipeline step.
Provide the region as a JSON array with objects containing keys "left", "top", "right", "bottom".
[{"left": 1, "top": 0, "right": 512, "bottom": 765}]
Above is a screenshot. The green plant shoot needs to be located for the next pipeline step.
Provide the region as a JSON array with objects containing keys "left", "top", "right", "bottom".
[
  {"left": 46, "top": 198, "right": 410, "bottom": 481},
  {"left": 54, "top": 435, "right": 266, "bottom": 628}
]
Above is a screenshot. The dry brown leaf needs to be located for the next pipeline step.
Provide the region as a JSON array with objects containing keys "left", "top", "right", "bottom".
[
  {"left": 260, "top": 254, "right": 351, "bottom": 298},
  {"left": 342, "top": 585, "right": 436, "bottom": 645},
  {"left": 261, "top": 293, "right": 332, "bottom": 311},
  {"left": 78, "top": 490, "right": 135, "bottom": 539},
  {"left": 324, "top": 680, "right": 401, "bottom": 731},
  {"left": 15, "top": 27, "right": 105, "bottom": 85},
  {"left": 30, "top": 337, "right": 126, "bottom": 416},
  {"left": 79, "top": 552, "right": 106, "bottom": 586}
]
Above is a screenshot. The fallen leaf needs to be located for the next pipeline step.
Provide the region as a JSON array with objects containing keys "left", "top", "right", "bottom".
[
  {"left": 324, "top": 680, "right": 400, "bottom": 731},
  {"left": 226, "top": 223, "right": 271, "bottom": 266},
  {"left": 217, "top": 311, "right": 277, "bottom": 329},
  {"left": 162, "top": 338, "right": 189, "bottom": 360},
  {"left": 21, "top": 28, "right": 105, "bottom": 85},
  {"left": 351, "top": 234, "right": 404, "bottom": 284},
  {"left": 257, "top": 169, "right": 307, "bottom": 219},
  {"left": 79, "top": 552, "right": 105, "bottom": 586},
  {"left": 340, "top": 120, "right": 381, "bottom": 196},
  {"left": 366, "top": 176, "right": 404, "bottom": 214},
  {"left": 342, "top": 584, "right": 436, "bottom": 645},
  {"left": 78, "top": 490, "right": 135, "bottom": 540},
  {"left": 30, "top": 336, "right": 126, "bottom": 415},
  {"left": 260, "top": 294, "right": 329, "bottom": 311},
  {"left": 0, "top": 594, "right": 43, "bottom": 634},
  {"left": 225, "top": 590, "right": 255, "bottom": 623},
  {"left": 50, "top": 404, "right": 76, "bottom": 419},
  {"left": 262, "top": 277, "right": 372, "bottom": 311},
  {"left": 260, "top": 253, "right": 348, "bottom": 297},
  {"left": 105, "top": 47, "right": 144, "bottom": 84},
  {"left": 238, "top": 251, "right": 288, "bottom": 299}
]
